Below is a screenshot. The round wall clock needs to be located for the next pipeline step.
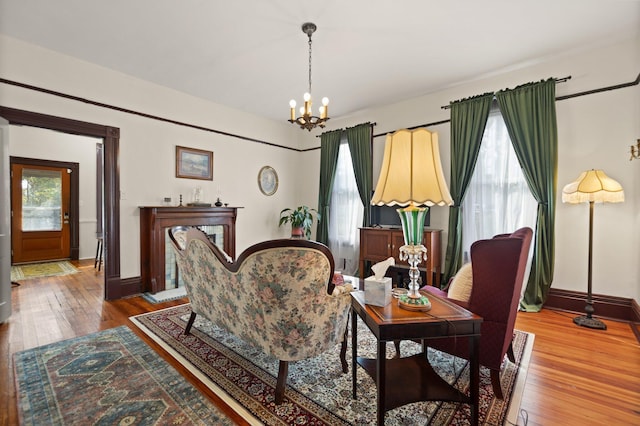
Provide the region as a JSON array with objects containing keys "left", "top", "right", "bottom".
[{"left": 258, "top": 166, "right": 278, "bottom": 196}]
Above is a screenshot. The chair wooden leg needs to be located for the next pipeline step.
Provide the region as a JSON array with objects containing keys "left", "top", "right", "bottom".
[
  {"left": 507, "top": 341, "right": 516, "bottom": 363},
  {"left": 94, "top": 238, "right": 103, "bottom": 271},
  {"left": 275, "top": 360, "right": 288, "bottom": 404},
  {"left": 184, "top": 312, "right": 197, "bottom": 335},
  {"left": 490, "top": 369, "right": 504, "bottom": 399},
  {"left": 340, "top": 320, "right": 348, "bottom": 373}
]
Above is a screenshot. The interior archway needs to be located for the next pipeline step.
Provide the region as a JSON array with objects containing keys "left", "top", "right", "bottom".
[{"left": 0, "top": 106, "right": 130, "bottom": 299}]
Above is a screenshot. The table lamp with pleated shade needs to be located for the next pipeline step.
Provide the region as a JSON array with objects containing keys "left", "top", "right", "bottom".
[{"left": 371, "top": 128, "right": 453, "bottom": 311}]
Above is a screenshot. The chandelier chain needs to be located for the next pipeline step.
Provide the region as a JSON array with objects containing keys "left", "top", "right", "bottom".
[{"left": 308, "top": 36, "right": 313, "bottom": 95}]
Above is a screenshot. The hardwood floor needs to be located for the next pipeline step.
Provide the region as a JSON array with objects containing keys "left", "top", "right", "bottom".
[{"left": 1, "top": 260, "right": 639, "bottom": 425}]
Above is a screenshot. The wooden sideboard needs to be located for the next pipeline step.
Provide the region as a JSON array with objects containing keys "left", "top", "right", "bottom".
[
  {"left": 359, "top": 227, "right": 442, "bottom": 287},
  {"left": 139, "top": 206, "right": 239, "bottom": 294}
]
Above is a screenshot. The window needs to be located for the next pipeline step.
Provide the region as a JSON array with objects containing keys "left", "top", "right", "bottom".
[
  {"left": 461, "top": 108, "right": 537, "bottom": 261},
  {"left": 21, "top": 168, "right": 63, "bottom": 231},
  {"left": 328, "top": 140, "right": 364, "bottom": 275}
]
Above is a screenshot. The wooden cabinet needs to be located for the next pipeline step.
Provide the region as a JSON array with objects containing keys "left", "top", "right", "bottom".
[
  {"left": 139, "top": 206, "right": 239, "bottom": 294},
  {"left": 359, "top": 227, "right": 442, "bottom": 287}
]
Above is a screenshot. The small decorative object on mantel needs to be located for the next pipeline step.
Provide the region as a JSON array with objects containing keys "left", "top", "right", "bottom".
[
  {"left": 630, "top": 139, "right": 640, "bottom": 161},
  {"left": 187, "top": 202, "right": 212, "bottom": 207},
  {"left": 186, "top": 187, "right": 211, "bottom": 206},
  {"left": 258, "top": 166, "right": 278, "bottom": 196},
  {"left": 214, "top": 198, "right": 223, "bottom": 207}
]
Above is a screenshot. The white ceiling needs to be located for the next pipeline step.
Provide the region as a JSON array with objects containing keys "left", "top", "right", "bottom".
[{"left": 1, "top": 0, "right": 638, "bottom": 124}]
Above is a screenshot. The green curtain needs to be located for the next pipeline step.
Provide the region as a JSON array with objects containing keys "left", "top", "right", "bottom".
[
  {"left": 496, "top": 78, "right": 558, "bottom": 311},
  {"left": 443, "top": 93, "right": 493, "bottom": 284},
  {"left": 316, "top": 129, "right": 342, "bottom": 244},
  {"left": 345, "top": 123, "right": 373, "bottom": 228}
]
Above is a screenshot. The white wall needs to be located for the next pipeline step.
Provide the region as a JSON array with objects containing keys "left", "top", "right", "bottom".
[
  {"left": 8, "top": 126, "right": 99, "bottom": 260},
  {"left": 1, "top": 34, "right": 638, "bottom": 302},
  {"left": 323, "top": 37, "right": 640, "bottom": 302},
  {"left": 0, "top": 35, "right": 302, "bottom": 278}
]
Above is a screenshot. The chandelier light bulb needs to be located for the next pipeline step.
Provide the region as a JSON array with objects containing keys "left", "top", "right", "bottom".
[
  {"left": 299, "top": 106, "right": 305, "bottom": 115},
  {"left": 289, "top": 99, "right": 296, "bottom": 108},
  {"left": 303, "top": 92, "right": 311, "bottom": 102},
  {"left": 322, "top": 97, "right": 329, "bottom": 106}
]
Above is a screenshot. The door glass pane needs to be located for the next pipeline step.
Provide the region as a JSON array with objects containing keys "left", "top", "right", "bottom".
[{"left": 21, "top": 168, "right": 62, "bottom": 231}]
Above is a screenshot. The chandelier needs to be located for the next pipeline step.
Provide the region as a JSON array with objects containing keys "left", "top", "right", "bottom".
[{"left": 288, "top": 22, "right": 329, "bottom": 131}]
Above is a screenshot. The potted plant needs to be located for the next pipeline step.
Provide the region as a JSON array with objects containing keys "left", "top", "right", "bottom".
[{"left": 279, "top": 206, "right": 320, "bottom": 239}]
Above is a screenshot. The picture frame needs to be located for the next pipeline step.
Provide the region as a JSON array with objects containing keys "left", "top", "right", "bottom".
[
  {"left": 258, "top": 166, "right": 278, "bottom": 196},
  {"left": 175, "top": 146, "right": 213, "bottom": 180}
]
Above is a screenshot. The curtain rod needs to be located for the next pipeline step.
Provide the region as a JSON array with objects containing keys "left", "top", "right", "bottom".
[
  {"left": 315, "top": 121, "right": 377, "bottom": 137},
  {"left": 440, "top": 76, "right": 572, "bottom": 110},
  {"left": 373, "top": 72, "right": 638, "bottom": 139},
  {"left": 372, "top": 119, "right": 450, "bottom": 139}
]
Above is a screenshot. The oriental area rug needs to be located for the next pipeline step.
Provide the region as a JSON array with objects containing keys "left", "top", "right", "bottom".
[
  {"left": 13, "top": 326, "right": 234, "bottom": 426},
  {"left": 11, "top": 260, "right": 79, "bottom": 281},
  {"left": 132, "top": 304, "right": 534, "bottom": 426}
]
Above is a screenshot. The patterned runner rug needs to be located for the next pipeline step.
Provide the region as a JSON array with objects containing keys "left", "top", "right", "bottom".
[
  {"left": 11, "top": 260, "right": 79, "bottom": 281},
  {"left": 13, "top": 326, "right": 234, "bottom": 425},
  {"left": 132, "top": 304, "right": 534, "bottom": 425}
]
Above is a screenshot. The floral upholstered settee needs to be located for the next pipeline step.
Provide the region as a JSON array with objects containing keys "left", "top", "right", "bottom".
[{"left": 168, "top": 226, "right": 352, "bottom": 404}]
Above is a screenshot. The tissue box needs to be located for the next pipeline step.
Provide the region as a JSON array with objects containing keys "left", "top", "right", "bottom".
[{"left": 364, "top": 277, "right": 392, "bottom": 307}]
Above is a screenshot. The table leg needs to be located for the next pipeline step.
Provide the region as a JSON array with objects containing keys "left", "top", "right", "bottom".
[
  {"left": 376, "top": 340, "right": 386, "bottom": 425},
  {"left": 352, "top": 308, "right": 357, "bottom": 399},
  {"left": 469, "top": 334, "right": 480, "bottom": 426}
]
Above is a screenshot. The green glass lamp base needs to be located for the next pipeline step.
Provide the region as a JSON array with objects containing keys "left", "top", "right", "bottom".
[{"left": 398, "top": 294, "right": 432, "bottom": 312}]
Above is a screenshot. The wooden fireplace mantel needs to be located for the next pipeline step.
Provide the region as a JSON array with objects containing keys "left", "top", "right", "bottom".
[{"left": 139, "top": 206, "right": 240, "bottom": 294}]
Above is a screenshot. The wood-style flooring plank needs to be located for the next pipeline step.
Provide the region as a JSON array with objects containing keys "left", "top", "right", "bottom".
[
  {"left": 514, "top": 310, "right": 640, "bottom": 425},
  {"left": 1, "top": 260, "right": 638, "bottom": 426}
]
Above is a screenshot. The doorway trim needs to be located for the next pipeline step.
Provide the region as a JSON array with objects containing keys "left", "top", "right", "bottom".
[
  {"left": 0, "top": 106, "right": 130, "bottom": 299},
  {"left": 10, "top": 157, "right": 80, "bottom": 261}
]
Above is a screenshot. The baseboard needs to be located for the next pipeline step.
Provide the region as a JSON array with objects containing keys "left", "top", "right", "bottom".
[
  {"left": 544, "top": 288, "right": 639, "bottom": 323},
  {"left": 105, "top": 276, "right": 141, "bottom": 300}
]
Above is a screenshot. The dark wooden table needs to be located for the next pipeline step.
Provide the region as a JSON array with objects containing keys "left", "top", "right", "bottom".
[{"left": 351, "top": 290, "right": 482, "bottom": 425}]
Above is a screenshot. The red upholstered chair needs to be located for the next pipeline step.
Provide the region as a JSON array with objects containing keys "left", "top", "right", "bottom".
[{"left": 420, "top": 227, "right": 533, "bottom": 398}]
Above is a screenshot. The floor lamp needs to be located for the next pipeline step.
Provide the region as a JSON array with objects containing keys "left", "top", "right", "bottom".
[
  {"left": 562, "top": 169, "right": 624, "bottom": 330},
  {"left": 371, "top": 128, "right": 453, "bottom": 311}
]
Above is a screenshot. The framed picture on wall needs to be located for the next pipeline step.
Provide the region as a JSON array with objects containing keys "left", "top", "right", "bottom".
[
  {"left": 258, "top": 166, "right": 278, "bottom": 196},
  {"left": 175, "top": 146, "right": 213, "bottom": 180}
]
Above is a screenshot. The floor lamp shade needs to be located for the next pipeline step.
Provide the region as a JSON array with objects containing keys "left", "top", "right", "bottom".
[
  {"left": 562, "top": 169, "right": 624, "bottom": 330},
  {"left": 562, "top": 169, "right": 624, "bottom": 204}
]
